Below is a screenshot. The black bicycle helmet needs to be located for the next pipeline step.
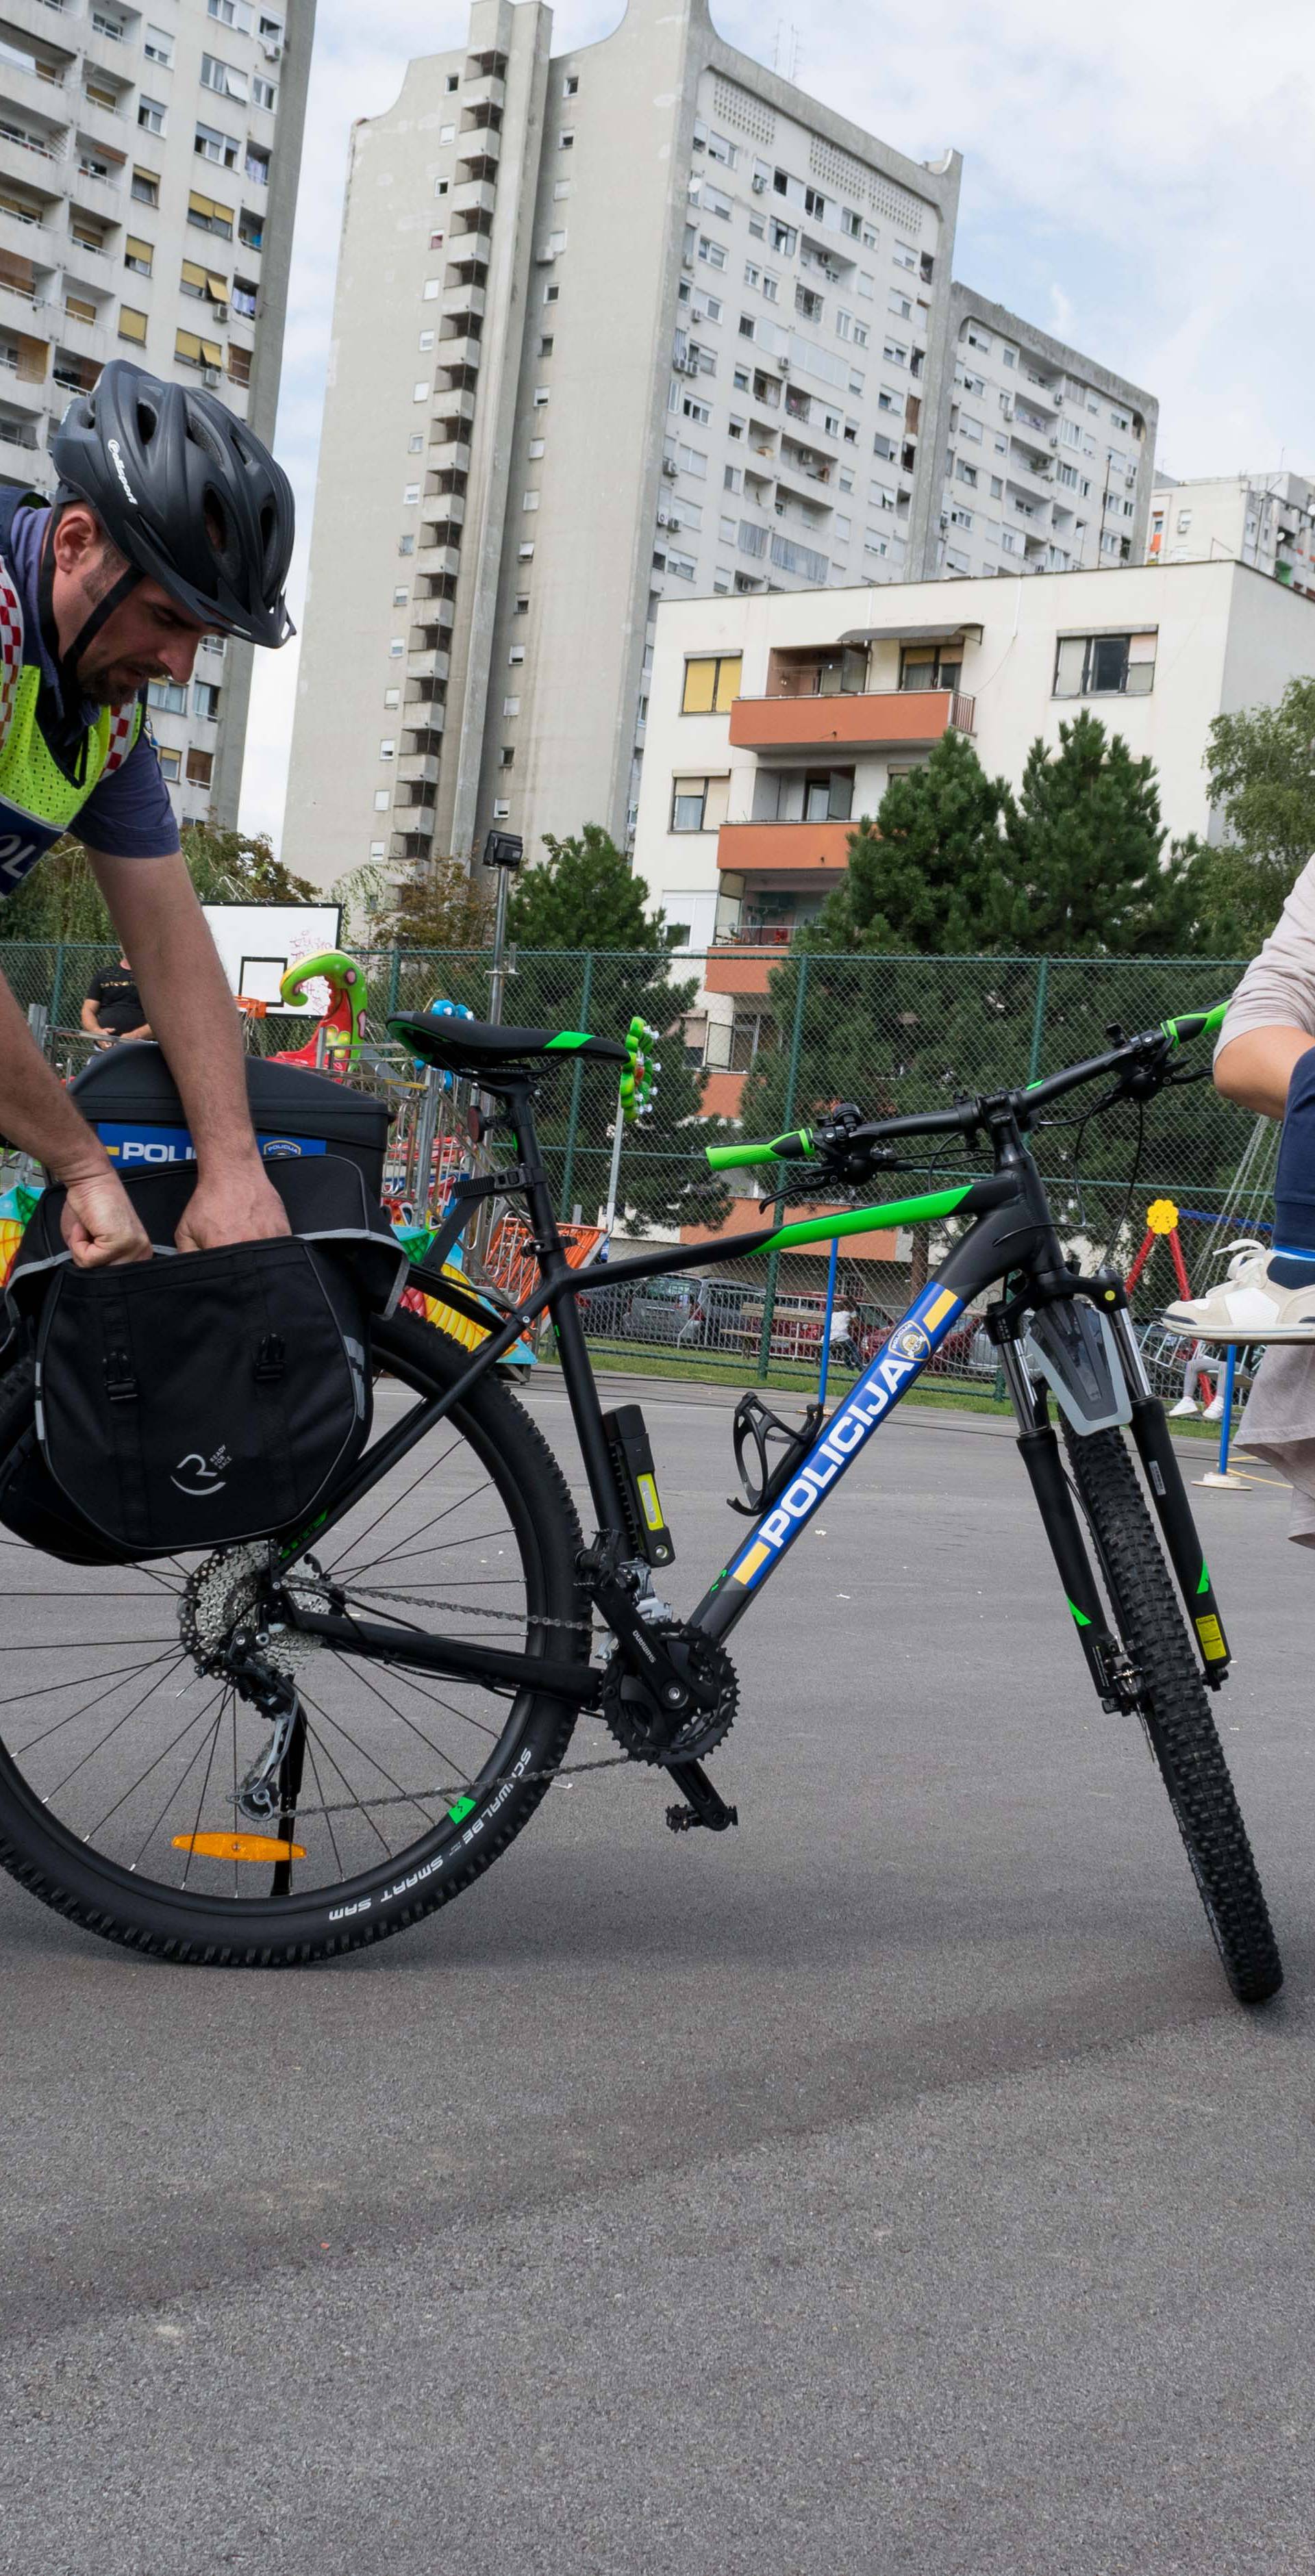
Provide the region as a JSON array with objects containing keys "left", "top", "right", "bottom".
[{"left": 49, "top": 359, "right": 295, "bottom": 648}]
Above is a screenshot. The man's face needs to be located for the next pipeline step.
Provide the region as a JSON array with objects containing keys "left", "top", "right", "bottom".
[
  {"left": 73, "top": 572, "right": 214, "bottom": 704},
  {"left": 51, "top": 505, "right": 218, "bottom": 702}
]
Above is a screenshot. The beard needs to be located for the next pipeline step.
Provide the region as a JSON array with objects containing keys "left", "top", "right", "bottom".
[{"left": 75, "top": 652, "right": 163, "bottom": 705}]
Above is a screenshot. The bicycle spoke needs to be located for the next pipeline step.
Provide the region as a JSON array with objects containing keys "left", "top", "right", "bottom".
[
  {"left": 124, "top": 1690, "right": 227, "bottom": 1871},
  {"left": 179, "top": 1694, "right": 228, "bottom": 1890}
]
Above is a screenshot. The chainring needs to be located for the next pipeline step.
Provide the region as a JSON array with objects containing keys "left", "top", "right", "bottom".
[{"left": 600, "top": 1628, "right": 737, "bottom": 1765}]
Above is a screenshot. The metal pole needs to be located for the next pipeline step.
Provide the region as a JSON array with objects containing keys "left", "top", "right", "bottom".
[
  {"left": 386, "top": 946, "right": 401, "bottom": 1022},
  {"left": 817, "top": 1231, "right": 839, "bottom": 1408},
  {"left": 412, "top": 1068, "right": 442, "bottom": 1226},
  {"left": 757, "top": 951, "right": 809, "bottom": 1383},
  {"left": 602, "top": 1083, "right": 625, "bottom": 1235},
  {"left": 488, "top": 869, "right": 512, "bottom": 1026},
  {"left": 1217, "top": 1343, "right": 1238, "bottom": 1476},
  {"left": 559, "top": 949, "right": 593, "bottom": 1220},
  {"left": 49, "top": 942, "right": 65, "bottom": 1036},
  {"left": 1026, "top": 955, "right": 1050, "bottom": 1087}
]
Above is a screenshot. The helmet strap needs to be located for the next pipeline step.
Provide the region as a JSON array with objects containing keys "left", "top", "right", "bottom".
[{"left": 38, "top": 508, "right": 142, "bottom": 716}]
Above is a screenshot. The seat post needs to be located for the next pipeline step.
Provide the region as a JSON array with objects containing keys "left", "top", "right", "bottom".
[{"left": 504, "top": 1076, "right": 626, "bottom": 1539}]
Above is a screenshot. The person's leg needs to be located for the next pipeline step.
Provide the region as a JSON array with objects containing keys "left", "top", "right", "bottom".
[{"left": 1271, "top": 1045, "right": 1315, "bottom": 1286}]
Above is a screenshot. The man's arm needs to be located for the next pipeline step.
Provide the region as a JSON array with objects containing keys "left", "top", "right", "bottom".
[
  {"left": 79, "top": 994, "right": 102, "bottom": 1034},
  {"left": 1214, "top": 1026, "right": 1314, "bottom": 1120},
  {"left": 86, "top": 846, "right": 288, "bottom": 1248},
  {"left": 0, "top": 974, "right": 150, "bottom": 1264}
]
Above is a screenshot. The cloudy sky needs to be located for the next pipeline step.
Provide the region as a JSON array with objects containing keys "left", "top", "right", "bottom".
[{"left": 240, "top": 0, "right": 1315, "bottom": 848}]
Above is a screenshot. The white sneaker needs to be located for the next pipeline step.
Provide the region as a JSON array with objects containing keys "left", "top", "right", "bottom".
[
  {"left": 1161, "top": 1247, "right": 1315, "bottom": 1343},
  {"left": 1168, "top": 1396, "right": 1200, "bottom": 1417},
  {"left": 1203, "top": 1393, "right": 1226, "bottom": 1421}
]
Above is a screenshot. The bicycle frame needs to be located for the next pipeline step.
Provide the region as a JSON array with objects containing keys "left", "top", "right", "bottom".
[{"left": 283, "top": 1074, "right": 1231, "bottom": 1724}]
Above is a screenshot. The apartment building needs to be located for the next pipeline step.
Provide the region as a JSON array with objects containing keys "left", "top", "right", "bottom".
[
  {"left": 1148, "top": 470, "right": 1315, "bottom": 599},
  {"left": 927, "top": 285, "right": 1155, "bottom": 581},
  {"left": 631, "top": 561, "right": 1315, "bottom": 1089},
  {"left": 283, "top": 0, "right": 970, "bottom": 889},
  {"left": 0, "top": 0, "right": 312, "bottom": 827}
]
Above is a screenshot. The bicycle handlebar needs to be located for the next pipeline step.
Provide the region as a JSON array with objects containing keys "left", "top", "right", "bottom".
[{"left": 703, "top": 1002, "right": 1230, "bottom": 1172}]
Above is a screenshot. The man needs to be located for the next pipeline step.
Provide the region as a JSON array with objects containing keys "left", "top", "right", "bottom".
[
  {"left": 0, "top": 359, "right": 295, "bottom": 1270},
  {"left": 82, "top": 955, "right": 151, "bottom": 1045}
]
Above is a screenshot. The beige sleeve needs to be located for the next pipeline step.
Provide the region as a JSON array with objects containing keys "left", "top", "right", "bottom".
[{"left": 1214, "top": 855, "right": 1315, "bottom": 1063}]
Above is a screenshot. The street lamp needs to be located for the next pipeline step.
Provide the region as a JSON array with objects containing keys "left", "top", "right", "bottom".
[{"left": 482, "top": 829, "right": 523, "bottom": 1026}]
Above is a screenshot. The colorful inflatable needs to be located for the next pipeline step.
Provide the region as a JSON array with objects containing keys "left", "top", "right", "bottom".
[{"left": 273, "top": 951, "right": 368, "bottom": 1069}]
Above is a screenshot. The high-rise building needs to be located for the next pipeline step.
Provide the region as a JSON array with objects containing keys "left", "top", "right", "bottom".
[
  {"left": 1147, "top": 470, "right": 1315, "bottom": 599},
  {"left": 927, "top": 285, "right": 1155, "bottom": 581},
  {"left": 283, "top": 0, "right": 1155, "bottom": 892},
  {"left": 0, "top": 0, "right": 313, "bottom": 828}
]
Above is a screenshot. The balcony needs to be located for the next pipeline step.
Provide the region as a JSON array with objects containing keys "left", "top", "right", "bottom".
[
  {"left": 436, "top": 333, "right": 480, "bottom": 373},
  {"left": 462, "top": 71, "right": 505, "bottom": 111},
  {"left": 0, "top": 352, "right": 48, "bottom": 412},
  {"left": 716, "top": 819, "right": 853, "bottom": 875},
  {"left": 418, "top": 540, "right": 460, "bottom": 581},
  {"left": 451, "top": 176, "right": 496, "bottom": 220},
  {"left": 423, "top": 487, "right": 465, "bottom": 527},
  {"left": 427, "top": 435, "right": 469, "bottom": 476},
  {"left": 728, "top": 687, "right": 973, "bottom": 755},
  {"left": 58, "top": 302, "right": 110, "bottom": 362},
  {"left": 407, "top": 641, "right": 450, "bottom": 681},
  {"left": 442, "top": 279, "right": 486, "bottom": 325},
  {"left": 0, "top": 199, "right": 57, "bottom": 261},
  {"left": 0, "top": 275, "right": 49, "bottom": 336},
  {"left": 397, "top": 751, "right": 440, "bottom": 787},
  {"left": 402, "top": 696, "right": 445, "bottom": 730},
  {"left": 431, "top": 384, "right": 475, "bottom": 427},
  {"left": 67, "top": 161, "right": 123, "bottom": 223}
]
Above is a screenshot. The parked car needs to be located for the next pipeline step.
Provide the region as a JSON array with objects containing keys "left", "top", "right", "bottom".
[{"left": 620, "top": 1276, "right": 714, "bottom": 1347}]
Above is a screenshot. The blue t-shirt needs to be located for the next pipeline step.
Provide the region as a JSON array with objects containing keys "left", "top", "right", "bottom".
[{"left": 3, "top": 503, "right": 180, "bottom": 866}]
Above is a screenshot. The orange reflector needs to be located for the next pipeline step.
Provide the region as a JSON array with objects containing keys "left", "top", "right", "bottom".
[{"left": 171, "top": 1832, "right": 307, "bottom": 1862}]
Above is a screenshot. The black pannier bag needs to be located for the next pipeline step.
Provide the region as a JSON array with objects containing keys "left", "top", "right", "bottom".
[
  {"left": 0, "top": 1157, "right": 406, "bottom": 1565},
  {"left": 68, "top": 1041, "right": 393, "bottom": 1199}
]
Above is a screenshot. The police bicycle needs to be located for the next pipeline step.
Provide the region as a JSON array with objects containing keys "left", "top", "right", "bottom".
[{"left": 0, "top": 1005, "right": 1281, "bottom": 2001}]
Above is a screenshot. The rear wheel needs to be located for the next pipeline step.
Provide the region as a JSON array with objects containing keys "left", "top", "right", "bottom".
[
  {"left": 0, "top": 1311, "right": 588, "bottom": 1966},
  {"left": 1064, "top": 1424, "right": 1281, "bottom": 2006}
]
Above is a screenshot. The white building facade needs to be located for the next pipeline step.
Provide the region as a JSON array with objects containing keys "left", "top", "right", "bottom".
[
  {"left": 0, "top": 0, "right": 312, "bottom": 827},
  {"left": 1148, "top": 470, "right": 1315, "bottom": 601},
  {"left": 631, "top": 561, "right": 1315, "bottom": 1082},
  {"left": 284, "top": 0, "right": 984, "bottom": 891},
  {"left": 928, "top": 286, "right": 1155, "bottom": 582}
]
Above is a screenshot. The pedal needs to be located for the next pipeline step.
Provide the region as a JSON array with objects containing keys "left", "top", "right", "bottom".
[{"left": 666, "top": 1799, "right": 738, "bottom": 1834}]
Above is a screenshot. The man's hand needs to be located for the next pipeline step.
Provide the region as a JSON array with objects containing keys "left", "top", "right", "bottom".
[
  {"left": 61, "top": 1170, "right": 153, "bottom": 1270},
  {"left": 176, "top": 1154, "right": 291, "bottom": 1253}
]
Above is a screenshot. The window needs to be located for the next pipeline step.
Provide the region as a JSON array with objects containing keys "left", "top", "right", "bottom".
[
  {"left": 888, "top": 289, "right": 912, "bottom": 318},
  {"left": 538, "top": 336, "right": 553, "bottom": 358},
  {"left": 1177, "top": 509, "right": 1192, "bottom": 534},
  {"left": 522, "top": 490, "right": 540, "bottom": 512},
  {"left": 438, "top": 123, "right": 455, "bottom": 144},
  {"left": 194, "top": 681, "right": 221, "bottom": 722},
  {"left": 373, "top": 790, "right": 390, "bottom": 812},
  {"left": 873, "top": 431, "right": 897, "bottom": 461},
  {"left": 238, "top": 208, "right": 262, "bottom": 248},
  {"left": 900, "top": 646, "right": 962, "bottom": 692},
  {"left": 1002, "top": 347, "right": 1016, "bottom": 368},
  {"left": 402, "top": 481, "right": 420, "bottom": 505},
  {"left": 138, "top": 96, "right": 166, "bottom": 134},
  {"left": 118, "top": 305, "right": 147, "bottom": 343},
  {"left": 704, "top": 185, "right": 732, "bottom": 220},
  {"left": 1054, "top": 631, "right": 1156, "bottom": 698},
  {"left": 883, "top": 340, "right": 908, "bottom": 368},
  {"left": 795, "top": 283, "right": 823, "bottom": 323},
  {"left": 157, "top": 746, "right": 181, "bottom": 781},
  {"left": 558, "top": 129, "right": 574, "bottom": 149},
  {"left": 231, "top": 275, "right": 257, "bottom": 317},
  {"left": 707, "top": 130, "right": 736, "bottom": 166},
  {"left": 175, "top": 327, "right": 224, "bottom": 369},
  {"left": 252, "top": 77, "right": 277, "bottom": 112},
  {"left": 869, "top": 479, "right": 894, "bottom": 512},
  {"left": 508, "top": 643, "right": 525, "bottom": 665},
  {"left": 681, "top": 653, "right": 741, "bottom": 713},
  {"left": 958, "top": 412, "right": 983, "bottom": 444},
  {"left": 503, "top": 695, "right": 520, "bottom": 716},
  {"left": 499, "top": 744, "right": 515, "bottom": 766},
  {"left": 123, "top": 234, "right": 153, "bottom": 276},
  {"left": 723, "top": 462, "right": 743, "bottom": 494},
  {"left": 665, "top": 550, "right": 697, "bottom": 581},
  {"left": 965, "top": 324, "right": 992, "bottom": 353},
  {"left": 517, "top": 542, "right": 534, "bottom": 560},
  {"left": 392, "top": 585, "right": 408, "bottom": 604},
  {"left": 388, "top": 637, "right": 404, "bottom": 657},
  {"left": 201, "top": 53, "right": 248, "bottom": 103},
  {"left": 700, "top": 235, "right": 727, "bottom": 270},
  {"left": 552, "top": 179, "right": 571, "bottom": 201},
  {"left": 147, "top": 678, "right": 187, "bottom": 715},
  {"left": 245, "top": 144, "right": 270, "bottom": 186},
  {"left": 379, "top": 738, "right": 396, "bottom": 760},
  {"left": 671, "top": 774, "right": 729, "bottom": 831},
  {"left": 718, "top": 513, "right": 737, "bottom": 542},
  {"left": 413, "top": 381, "right": 429, "bottom": 403},
  {"left": 417, "top": 329, "right": 434, "bottom": 351},
  {"left": 514, "top": 594, "right": 529, "bottom": 615},
  {"left": 92, "top": 7, "right": 125, "bottom": 31},
  {"left": 144, "top": 23, "right": 173, "bottom": 64},
  {"left": 195, "top": 121, "right": 239, "bottom": 168},
  {"left": 208, "top": 0, "right": 252, "bottom": 25},
  {"left": 955, "top": 459, "right": 978, "bottom": 488},
  {"left": 397, "top": 535, "right": 414, "bottom": 557},
  {"left": 527, "top": 436, "right": 544, "bottom": 459},
  {"left": 132, "top": 167, "right": 160, "bottom": 205},
  {"left": 675, "top": 440, "right": 707, "bottom": 476},
  {"left": 492, "top": 800, "right": 512, "bottom": 822},
  {"left": 563, "top": 72, "right": 578, "bottom": 94}
]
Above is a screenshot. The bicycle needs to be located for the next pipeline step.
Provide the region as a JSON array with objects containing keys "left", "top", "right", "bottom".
[{"left": 0, "top": 1004, "right": 1282, "bottom": 2001}]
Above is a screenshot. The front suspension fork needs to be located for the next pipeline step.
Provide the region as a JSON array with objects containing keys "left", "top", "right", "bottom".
[
  {"left": 997, "top": 1337, "right": 1136, "bottom": 1710},
  {"left": 1107, "top": 1307, "right": 1231, "bottom": 1684}
]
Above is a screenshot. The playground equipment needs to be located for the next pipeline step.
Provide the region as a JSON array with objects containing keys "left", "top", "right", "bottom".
[
  {"left": 272, "top": 951, "right": 368, "bottom": 1068},
  {"left": 601, "top": 1017, "right": 660, "bottom": 1235}
]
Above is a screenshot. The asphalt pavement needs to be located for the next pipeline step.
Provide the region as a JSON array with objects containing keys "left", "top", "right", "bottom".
[{"left": 3, "top": 1385, "right": 1314, "bottom": 2575}]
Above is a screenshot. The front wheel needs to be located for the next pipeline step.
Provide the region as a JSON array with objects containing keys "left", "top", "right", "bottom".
[{"left": 1064, "top": 1424, "right": 1281, "bottom": 2006}]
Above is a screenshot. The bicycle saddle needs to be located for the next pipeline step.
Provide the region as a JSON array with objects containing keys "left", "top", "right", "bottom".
[{"left": 389, "top": 1015, "right": 629, "bottom": 1077}]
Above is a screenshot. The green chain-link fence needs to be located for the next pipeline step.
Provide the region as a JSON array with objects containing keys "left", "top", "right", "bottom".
[{"left": 3, "top": 939, "right": 1260, "bottom": 1408}]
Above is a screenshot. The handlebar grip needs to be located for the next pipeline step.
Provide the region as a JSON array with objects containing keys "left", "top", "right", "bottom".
[
  {"left": 705, "top": 1127, "right": 814, "bottom": 1171},
  {"left": 1162, "top": 1003, "right": 1229, "bottom": 1048}
]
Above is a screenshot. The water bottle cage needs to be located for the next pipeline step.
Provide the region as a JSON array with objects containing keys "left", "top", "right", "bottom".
[{"left": 728, "top": 1391, "right": 825, "bottom": 1517}]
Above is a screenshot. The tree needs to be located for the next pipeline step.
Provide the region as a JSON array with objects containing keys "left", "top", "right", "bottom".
[
  {"left": 500, "top": 825, "right": 727, "bottom": 1230},
  {"left": 1185, "top": 677, "right": 1315, "bottom": 952},
  {"left": 508, "top": 822, "right": 686, "bottom": 953},
  {"left": 815, "top": 729, "right": 1014, "bottom": 954},
  {"left": 994, "top": 711, "right": 1201, "bottom": 956},
  {"left": 179, "top": 824, "right": 320, "bottom": 907},
  {"left": 375, "top": 851, "right": 494, "bottom": 952}
]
